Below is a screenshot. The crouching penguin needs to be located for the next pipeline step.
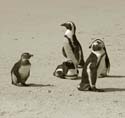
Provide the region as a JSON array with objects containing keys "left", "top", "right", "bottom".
[{"left": 53, "top": 60, "right": 79, "bottom": 80}]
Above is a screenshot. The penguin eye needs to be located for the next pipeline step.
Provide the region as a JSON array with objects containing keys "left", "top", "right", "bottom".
[
  {"left": 23, "top": 54, "right": 28, "bottom": 57},
  {"left": 95, "top": 41, "right": 101, "bottom": 45},
  {"left": 67, "top": 23, "right": 72, "bottom": 30},
  {"left": 22, "top": 53, "right": 29, "bottom": 58}
]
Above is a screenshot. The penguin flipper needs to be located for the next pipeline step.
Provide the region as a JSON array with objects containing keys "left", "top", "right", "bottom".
[
  {"left": 77, "top": 40, "right": 85, "bottom": 67},
  {"left": 89, "top": 63, "right": 97, "bottom": 85},
  {"left": 74, "top": 46, "right": 84, "bottom": 67},
  {"left": 11, "top": 62, "right": 22, "bottom": 84},
  {"left": 78, "top": 52, "right": 85, "bottom": 68},
  {"left": 73, "top": 35, "right": 85, "bottom": 67},
  {"left": 78, "top": 68, "right": 91, "bottom": 91},
  {"left": 11, "top": 72, "right": 19, "bottom": 85},
  {"left": 105, "top": 54, "right": 110, "bottom": 72},
  {"left": 62, "top": 47, "right": 67, "bottom": 58},
  {"left": 86, "top": 53, "right": 98, "bottom": 86},
  {"left": 104, "top": 47, "right": 110, "bottom": 72},
  {"left": 79, "top": 63, "right": 97, "bottom": 90},
  {"left": 79, "top": 47, "right": 85, "bottom": 67}
]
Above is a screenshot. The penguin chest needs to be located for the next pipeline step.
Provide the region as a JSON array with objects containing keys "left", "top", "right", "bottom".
[
  {"left": 64, "top": 40, "right": 73, "bottom": 54},
  {"left": 97, "top": 55, "right": 107, "bottom": 77},
  {"left": 18, "top": 65, "right": 31, "bottom": 79},
  {"left": 63, "top": 40, "right": 78, "bottom": 64}
]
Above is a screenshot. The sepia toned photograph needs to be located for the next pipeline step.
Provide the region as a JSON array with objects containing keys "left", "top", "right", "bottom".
[{"left": 0, "top": 0, "right": 125, "bottom": 118}]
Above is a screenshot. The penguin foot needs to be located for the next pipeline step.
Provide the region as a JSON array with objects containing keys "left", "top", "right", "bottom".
[
  {"left": 98, "top": 74, "right": 107, "bottom": 78},
  {"left": 12, "top": 81, "right": 15, "bottom": 85},
  {"left": 12, "top": 82, "right": 21, "bottom": 86},
  {"left": 77, "top": 84, "right": 91, "bottom": 91},
  {"left": 89, "top": 87, "right": 104, "bottom": 92}
]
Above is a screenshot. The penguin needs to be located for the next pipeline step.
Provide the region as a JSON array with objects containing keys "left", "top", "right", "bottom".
[
  {"left": 89, "top": 39, "right": 110, "bottom": 78},
  {"left": 77, "top": 39, "right": 110, "bottom": 92},
  {"left": 61, "top": 21, "right": 85, "bottom": 68},
  {"left": 11, "top": 53, "right": 33, "bottom": 86},
  {"left": 53, "top": 60, "right": 78, "bottom": 79}
]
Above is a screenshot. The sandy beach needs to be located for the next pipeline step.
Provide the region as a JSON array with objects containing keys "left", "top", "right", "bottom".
[{"left": 0, "top": 0, "right": 125, "bottom": 118}]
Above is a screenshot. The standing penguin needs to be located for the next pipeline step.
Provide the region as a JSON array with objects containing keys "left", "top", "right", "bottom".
[
  {"left": 61, "top": 21, "right": 85, "bottom": 68},
  {"left": 11, "top": 53, "right": 33, "bottom": 86},
  {"left": 78, "top": 39, "right": 110, "bottom": 92},
  {"left": 89, "top": 39, "right": 110, "bottom": 78}
]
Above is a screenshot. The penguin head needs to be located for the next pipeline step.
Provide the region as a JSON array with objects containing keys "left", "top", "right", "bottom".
[
  {"left": 21, "top": 53, "right": 33, "bottom": 61},
  {"left": 61, "top": 21, "right": 76, "bottom": 35},
  {"left": 89, "top": 39, "right": 105, "bottom": 51}
]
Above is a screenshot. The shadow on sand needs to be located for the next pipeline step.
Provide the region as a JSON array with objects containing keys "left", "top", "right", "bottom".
[
  {"left": 106, "top": 75, "right": 125, "bottom": 78},
  {"left": 100, "top": 75, "right": 125, "bottom": 92},
  {"left": 74, "top": 76, "right": 82, "bottom": 80},
  {"left": 102, "top": 88, "right": 125, "bottom": 92},
  {"left": 27, "top": 83, "right": 54, "bottom": 87}
]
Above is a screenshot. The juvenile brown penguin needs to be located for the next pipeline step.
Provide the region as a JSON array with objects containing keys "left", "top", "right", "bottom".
[{"left": 11, "top": 53, "right": 33, "bottom": 86}]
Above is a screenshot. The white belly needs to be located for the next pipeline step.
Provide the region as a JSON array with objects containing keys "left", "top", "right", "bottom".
[
  {"left": 64, "top": 40, "right": 78, "bottom": 65},
  {"left": 19, "top": 65, "right": 31, "bottom": 79}
]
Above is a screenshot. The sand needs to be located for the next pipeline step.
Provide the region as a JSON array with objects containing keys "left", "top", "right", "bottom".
[{"left": 0, "top": 0, "right": 125, "bottom": 118}]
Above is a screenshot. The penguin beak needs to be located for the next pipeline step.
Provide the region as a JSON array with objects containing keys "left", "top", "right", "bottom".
[
  {"left": 60, "top": 23, "right": 67, "bottom": 27},
  {"left": 30, "top": 54, "right": 34, "bottom": 57},
  {"left": 89, "top": 44, "right": 92, "bottom": 48}
]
